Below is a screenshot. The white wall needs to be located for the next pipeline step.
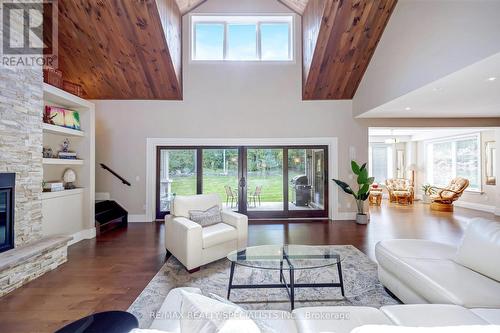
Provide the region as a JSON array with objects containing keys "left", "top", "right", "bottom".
[
  {"left": 94, "top": 0, "right": 368, "bottom": 219},
  {"left": 353, "top": 0, "right": 500, "bottom": 117}
]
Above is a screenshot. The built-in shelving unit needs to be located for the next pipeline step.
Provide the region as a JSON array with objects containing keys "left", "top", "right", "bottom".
[
  {"left": 43, "top": 158, "right": 84, "bottom": 165},
  {"left": 41, "top": 83, "right": 95, "bottom": 242},
  {"left": 41, "top": 188, "right": 84, "bottom": 200},
  {"left": 42, "top": 123, "right": 84, "bottom": 137}
]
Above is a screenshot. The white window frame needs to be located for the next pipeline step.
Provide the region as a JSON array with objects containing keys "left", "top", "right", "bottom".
[
  {"left": 424, "top": 133, "right": 482, "bottom": 192},
  {"left": 190, "top": 15, "right": 294, "bottom": 62}
]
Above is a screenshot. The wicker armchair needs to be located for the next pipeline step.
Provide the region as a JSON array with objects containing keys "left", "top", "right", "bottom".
[
  {"left": 385, "top": 178, "right": 414, "bottom": 204},
  {"left": 430, "top": 177, "right": 469, "bottom": 212}
]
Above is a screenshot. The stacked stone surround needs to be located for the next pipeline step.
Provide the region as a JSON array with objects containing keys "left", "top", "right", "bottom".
[
  {"left": 0, "top": 13, "right": 70, "bottom": 297},
  {"left": 0, "top": 65, "right": 44, "bottom": 245}
]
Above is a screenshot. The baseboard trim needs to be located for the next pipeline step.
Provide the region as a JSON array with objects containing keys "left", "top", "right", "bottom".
[
  {"left": 129, "top": 214, "right": 150, "bottom": 222},
  {"left": 334, "top": 212, "right": 357, "bottom": 221},
  {"left": 454, "top": 201, "right": 495, "bottom": 214},
  {"left": 68, "top": 227, "right": 96, "bottom": 246},
  {"left": 95, "top": 192, "right": 110, "bottom": 201}
]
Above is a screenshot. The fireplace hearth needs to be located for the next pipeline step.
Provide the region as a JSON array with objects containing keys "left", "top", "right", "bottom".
[{"left": 0, "top": 173, "right": 15, "bottom": 253}]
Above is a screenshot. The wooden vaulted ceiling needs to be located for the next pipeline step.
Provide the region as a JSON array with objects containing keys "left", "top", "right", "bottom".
[
  {"left": 302, "top": 0, "right": 397, "bottom": 99},
  {"left": 52, "top": 0, "right": 396, "bottom": 100}
]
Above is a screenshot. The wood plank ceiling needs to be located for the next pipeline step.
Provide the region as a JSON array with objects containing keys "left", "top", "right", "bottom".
[
  {"left": 55, "top": 0, "right": 182, "bottom": 100},
  {"left": 52, "top": 0, "right": 396, "bottom": 100},
  {"left": 302, "top": 0, "right": 397, "bottom": 99}
]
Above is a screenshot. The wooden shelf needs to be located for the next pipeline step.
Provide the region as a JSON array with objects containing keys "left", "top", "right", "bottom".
[
  {"left": 41, "top": 188, "right": 84, "bottom": 200},
  {"left": 42, "top": 123, "right": 84, "bottom": 137},
  {"left": 43, "top": 158, "right": 84, "bottom": 165}
]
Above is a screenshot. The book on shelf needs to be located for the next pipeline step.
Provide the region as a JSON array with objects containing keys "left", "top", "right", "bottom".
[
  {"left": 58, "top": 152, "right": 78, "bottom": 159},
  {"left": 44, "top": 182, "right": 64, "bottom": 192}
]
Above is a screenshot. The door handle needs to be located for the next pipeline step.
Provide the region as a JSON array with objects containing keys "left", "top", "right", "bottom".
[{"left": 239, "top": 177, "right": 246, "bottom": 188}]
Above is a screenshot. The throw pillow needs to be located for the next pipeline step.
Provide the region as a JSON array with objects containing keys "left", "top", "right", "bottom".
[
  {"left": 188, "top": 205, "right": 222, "bottom": 227},
  {"left": 179, "top": 290, "right": 260, "bottom": 333}
]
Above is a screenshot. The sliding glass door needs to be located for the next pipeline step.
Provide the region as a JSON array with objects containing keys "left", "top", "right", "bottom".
[{"left": 156, "top": 145, "right": 328, "bottom": 219}]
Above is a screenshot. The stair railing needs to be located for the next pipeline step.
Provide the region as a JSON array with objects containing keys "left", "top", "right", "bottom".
[{"left": 100, "top": 163, "right": 131, "bottom": 186}]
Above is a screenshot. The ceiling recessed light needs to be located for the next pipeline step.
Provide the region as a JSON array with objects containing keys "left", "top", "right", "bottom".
[
  {"left": 487, "top": 77, "right": 497, "bottom": 81},
  {"left": 432, "top": 87, "right": 443, "bottom": 92},
  {"left": 405, "top": 107, "right": 411, "bottom": 111}
]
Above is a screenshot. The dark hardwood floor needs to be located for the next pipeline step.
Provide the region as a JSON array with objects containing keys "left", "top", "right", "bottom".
[{"left": 0, "top": 201, "right": 498, "bottom": 332}]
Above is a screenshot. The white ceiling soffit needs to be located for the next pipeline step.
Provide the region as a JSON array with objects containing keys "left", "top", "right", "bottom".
[
  {"left": 369, "top": 127, "right": 493, "bottom": 142},
  {"left": 358, "top": 52, "right": 500, "bottom": 118}
]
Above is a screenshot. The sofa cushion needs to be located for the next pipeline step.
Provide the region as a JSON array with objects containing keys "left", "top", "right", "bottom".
[
  {"left": 351, "top": 325, "right": 500, "bottom": 333},
  {"left": 380, "top": 304, "right": 487, "bottom": 326},
  {"left": 456, "top": 218, "right": 500, "bottom": 282},
  {"left": 292, "top": 306, "right": 392, "bottom": 333},
  {"left": 247, "top": 310, "right": 297, "bottom": 333},
  {"left": 150, "top": 287, "right": 203, "bottom": 333},
  {"left": 179, "top": 290, "right": 259, "bottom": 333},
  {"left": 470, "top": 309, "right": 500, "bottom": 325},
  {"left": 376, "top": 239, "right": 456, "bottom": 261},
  {"left": 376, "top": 239, "right": 500, "bottom": 308},
  {"left": 173, "top": 194, "right": 222, "bottom": 218},
  {"left": 202, "top": 223, "right": 237, "bottom": 249}
]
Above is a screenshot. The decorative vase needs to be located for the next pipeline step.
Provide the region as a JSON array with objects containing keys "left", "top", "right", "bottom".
[
  {"left": 356, "top": 213, "right": 369, "bottom": 225},
  {"left": 423, "top": 195, "right": 431, "bottom": 204}
]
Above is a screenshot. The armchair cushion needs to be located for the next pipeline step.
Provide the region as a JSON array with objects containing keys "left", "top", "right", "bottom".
[
  {"left": 202, "top": 223, "right": 237, "bottom": 249},
  {"left": 456, "top": 218, "right": 500, "bottom": 282},
  {"left": 173, "top": 194, "right": 222, "bottom": 218}
]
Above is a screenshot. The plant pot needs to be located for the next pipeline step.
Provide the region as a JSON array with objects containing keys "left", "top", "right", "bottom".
[
  {"left": 356, "top": 213, "right": 369, "bottom": 225},
  {"left": 423, "top": 195, "right": 431, "bottom": 204}
]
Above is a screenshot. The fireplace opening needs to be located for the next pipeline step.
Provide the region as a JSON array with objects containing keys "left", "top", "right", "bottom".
[{"left": 0, "top": 173, "right": 15, "bottom": 253}]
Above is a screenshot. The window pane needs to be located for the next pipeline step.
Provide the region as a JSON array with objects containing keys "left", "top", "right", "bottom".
[
  {"left": 456, "top": 138, "right": 479, "bottom": 189},
  {"left": 195, "top": 23, "right": 224, "bottom": 60},
  {"left": 288, "top": 149, "right": 324, "bottom": 211},
  {"left": 261, "top": 23, "right": 290, "bottom": 60},
  {"left": 432, "top": 142, "right": 453, "bottom": 186},
  {"left": 202, "top": 149, "right": 239, "bottom": 210},
  {"left": 247, "top": 148, "right": 283, "bottom": 211},
  {"left": 227, "top": 24, "right": 257, "bottom": 60},
  {"left": 371, "top": 146, "right": 388, "bottom": 183},
  {"left": 159, "top": 149, "right": 197, "bottom": 212}
]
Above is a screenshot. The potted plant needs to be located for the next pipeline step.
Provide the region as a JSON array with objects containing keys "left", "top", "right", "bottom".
[
  {"left": 421, "top": 184, "right": 435, "bottom": 204},
  {"left": 332, "top": 161, "right": 374, "bottom": 224}
]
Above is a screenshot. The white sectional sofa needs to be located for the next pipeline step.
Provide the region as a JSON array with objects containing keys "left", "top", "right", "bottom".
[
  {"left": 376, "top": 218, "right": 500, "bottom": 308},
  {"left": 147, "top": 287, "right": 500, "bottom": 333}
]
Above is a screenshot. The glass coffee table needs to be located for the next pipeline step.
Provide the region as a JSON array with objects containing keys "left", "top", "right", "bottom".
[{"left": 227, "top": 245, "right": 344, "bottom": 310}]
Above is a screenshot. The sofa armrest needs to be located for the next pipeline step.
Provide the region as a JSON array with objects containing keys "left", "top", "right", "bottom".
[
  {"left": 165, "top": 215, "right": 203, "bottom": 270},
  {"left": 221, "top": 210, "right": 248, "bottom": 249}
]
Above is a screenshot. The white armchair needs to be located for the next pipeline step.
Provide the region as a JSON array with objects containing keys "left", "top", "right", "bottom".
[{"left": 165, "top": 194, "right": 248, "bottom": 273}]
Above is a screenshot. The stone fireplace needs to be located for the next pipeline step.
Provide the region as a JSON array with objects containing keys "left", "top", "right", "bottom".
[
  {"left": 0, "top": 173, "right": 15, "bottom": 253},
  {"left": 0, "top": 30, "right": 70, "bottom": 296}
]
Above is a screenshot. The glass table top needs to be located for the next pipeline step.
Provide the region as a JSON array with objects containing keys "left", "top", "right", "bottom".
[{"left": 227, "top": 245, "right": 342, "bottom": 271}]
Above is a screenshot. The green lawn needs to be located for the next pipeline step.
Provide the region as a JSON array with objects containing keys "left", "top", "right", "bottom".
[{"left": 170, "top": 173, "right": 299, "bottom": 202}]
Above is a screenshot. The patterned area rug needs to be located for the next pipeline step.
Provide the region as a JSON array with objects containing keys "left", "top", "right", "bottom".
[{"left": 128, "top": 245, "right": 399, "bottom": 328}]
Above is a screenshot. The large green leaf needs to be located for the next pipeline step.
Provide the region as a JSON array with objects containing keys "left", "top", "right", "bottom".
[
  {"left": 357, "top": 168, "right": 369, "bottom": 184},
  {"left": 360, "top": 163, "right": 367, "bottom": 171},
  {"left": 367, "top": 177, "right": 375, "bottom": 185},
  {"left": 351, "top": 161, "right": 361, "bottom": 175},
  {"left": 332, "top": 179, "right": 355, "bottom": 196},
  {"left": 357, "top": 183, "right": 370, "bottom": 197}
]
